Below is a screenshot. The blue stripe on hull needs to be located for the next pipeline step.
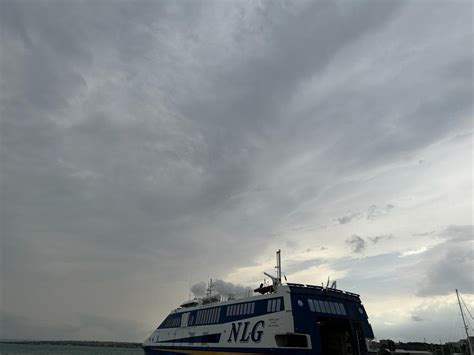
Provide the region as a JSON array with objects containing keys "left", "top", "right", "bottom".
[{"left": 143, "top": 346, "right": 316, "bottom": 354}]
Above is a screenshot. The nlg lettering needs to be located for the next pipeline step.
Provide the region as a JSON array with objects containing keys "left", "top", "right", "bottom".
[{"left": 227, "top": 320, "right": 265, "bottom": 343}]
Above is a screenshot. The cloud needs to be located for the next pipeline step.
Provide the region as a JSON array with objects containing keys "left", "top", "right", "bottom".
[
  {"left": 411, "top": 315, "right": 424, "bottom": 322},
  {"left": 191, "top": 279, "right": 253, "bottom": 298},
  {"left": 417, "top": 225, "right": 473, "bottom": 297},
  {"left": 0, "top": 0, "right": 471, "bottom": 342},
  {"left": 285, "top": 258, "right": 326, "bottom": 274},
  {"left": 345, "top": 233, "right": 393, "bottom": 253},
  {"left": 337, "top": 212, "right": 362, "bottom": 225},
  {"left": 368, "top": 234, "right": 394, "bottom": 244},
  {"left": 346, "top": 235, "right": 366, "bottom": 253},
  {"left": 336, "top": 204, "right": 394, "bottom": 225},
  {"left": 366, "top": 204, "right": 395, "bottom": 220},
  {"left": 0, "top": 311, "right": 148, "bottom": 342}
]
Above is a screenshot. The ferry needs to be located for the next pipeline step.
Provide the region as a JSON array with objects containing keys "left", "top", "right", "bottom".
[{"left": 143, "top": 250, "right": 377, "bottom": 354}]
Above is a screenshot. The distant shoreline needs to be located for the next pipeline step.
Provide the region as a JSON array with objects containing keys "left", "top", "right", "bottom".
[{"left": 0, "top": 340, "right": 142, "bottom": 348}]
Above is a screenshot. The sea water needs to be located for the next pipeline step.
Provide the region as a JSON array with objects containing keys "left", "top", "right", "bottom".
[{"left": 0, "top": 343, "right": 144, "bottom": 354}]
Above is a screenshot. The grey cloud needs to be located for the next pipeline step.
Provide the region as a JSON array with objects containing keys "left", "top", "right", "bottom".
[
  {"left": 417, "top": 225, "right": 473, "bottom": 297},
  {"left": 0, "top": 311, "right": 148, "bottom": 342},
  {"left": 190, "top": 282, "right": 207, "bottom": 297},
  {"left": 337, "top": 212, "right": 362, "bottom": 225},
  {"left": 345, "top": 233, "right": 393, "bottom": 253},
  {"left": 1, "top": 0, "right": 472, "bottom": 342},
  {"left": 368, "top": 234, "right": 394, "bottom": 244},
  {"left": 337, "top": 204, "right": 394, "bottom": 225},
  {"left": 346, "top": 235, "right": 366, "bottom": 253},
  {"left": 191, "top": 280, "right": 252, "bottom": 297},
  {"left": 412, "top": 231, "right": 435, "bottom": 237},
  {"left": 285, "top": 258, "right": 326, "bottom": 274},
  {"left": 376, "top": 299, "right": 465, "bottom": 342},
  {"left": 366, "top": 204, "right": 395, "bottom": 220}
]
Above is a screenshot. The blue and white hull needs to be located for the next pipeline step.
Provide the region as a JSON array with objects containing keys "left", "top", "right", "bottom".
[{"left": 143, "top": 284, "right": 376, "bottom": 355}]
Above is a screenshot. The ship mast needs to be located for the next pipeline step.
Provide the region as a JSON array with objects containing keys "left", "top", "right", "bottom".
[
  {"left": 456, "top": 289, "right": 472, "bottom": 354},
  {"left": 263, "top": 249, "right": 283, "bottom": 290},
  {"left": 276, "top": 249, "right": 282, "bottom": 285}
]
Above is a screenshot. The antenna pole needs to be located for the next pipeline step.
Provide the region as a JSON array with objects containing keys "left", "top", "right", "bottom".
[
  {"left": 456, "top": 289, "right": 472, "bottom": 354},
  {"left": 276, "top": 250, "right": 282, "bottom": 285}
]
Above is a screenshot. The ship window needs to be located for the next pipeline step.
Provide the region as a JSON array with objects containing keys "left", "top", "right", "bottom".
[
  {"left": 308, "top": 299, "right": 315, "bottom": 312},
  {"left": 243, "top": 303, "right": 248, "bottom": 314},
  {"left": 267, "top": 300, "right": 272, "bottom": 312},
  {"left": 226, "top": 306, "right": 230, "bottom": 317},
  {"left": 313, "top": 299, "right": 321, "bottom": 312},
  {"left": 317, "top": 301, "right": 326, "bottom": 313},
  {"left": 276, "top": 299, "right": 281, "bottom": 312},
  {"left": 216, "top": 307, "right": 221, "bottom": 322},
  {"left": 275, "top": 334, "right": 308, "bottom": 348},
  {"left": 231, "top": 305, "right": 236, "bottom": 316},
  {"left": 339, "top": 303, "right": 346, "bottom": 315},
  {"left": 334, "top": 303, "right": 342, "bottom": 315},
  {"left": 323, "top": 301, "right": 331, "bottom": 314},
  {"left": 250, "top": 302, "right": 255, "bottom": 314},
  {"left": 329, "top": 302, "right": 337, "bottom": 314}
]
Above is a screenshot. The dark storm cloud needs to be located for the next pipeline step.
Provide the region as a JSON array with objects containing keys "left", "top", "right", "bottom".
[{"left": 1, "top": 0, "right": 472, "bottom": 342}]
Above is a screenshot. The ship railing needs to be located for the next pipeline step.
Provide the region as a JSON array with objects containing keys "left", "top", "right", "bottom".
[{"left": 286, "top": 283, "right": 360, "bottom": 298}]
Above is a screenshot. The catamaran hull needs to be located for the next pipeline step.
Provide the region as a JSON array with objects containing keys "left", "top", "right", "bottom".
[{"left": 143, "top": 346, "right": 315, "bottom": 354}]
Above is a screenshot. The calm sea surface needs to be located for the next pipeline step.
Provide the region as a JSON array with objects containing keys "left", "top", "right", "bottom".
[{"left": 0, "top": 344, "right": 144, "bottom": 355}]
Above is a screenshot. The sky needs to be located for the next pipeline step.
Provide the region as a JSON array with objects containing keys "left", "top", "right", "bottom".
[{"left": 0, "top": 0, "right": 472, "bottom": 344}]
